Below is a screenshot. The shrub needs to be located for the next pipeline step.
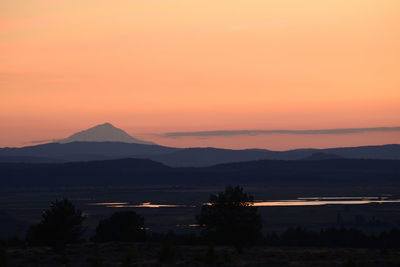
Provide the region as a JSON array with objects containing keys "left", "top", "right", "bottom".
[
  {"left": 196, "top": 185, "right": 262, "bottom": 253},
  {"left": 94, "top": 211, "right": 146, "bottom": 242},
  {"left": 26, "top": 198, "right": 85, "bottom": 250}
]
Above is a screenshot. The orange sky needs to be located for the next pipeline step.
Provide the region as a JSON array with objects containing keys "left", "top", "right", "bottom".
[{"left": 1, "top": 0, "right": 400, "bottom": 149}]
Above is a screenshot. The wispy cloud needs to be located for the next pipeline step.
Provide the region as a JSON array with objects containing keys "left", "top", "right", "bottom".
[{"left": 162, "top": 126, "right": 400, "bottom": 138}]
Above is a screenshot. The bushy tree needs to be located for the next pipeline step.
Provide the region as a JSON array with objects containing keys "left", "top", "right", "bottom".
[
  {"left": 196, "top": 185, "right": 262, "bottom": 253},
  {"left": 94, "top": 211, "right": 146, "bottom": 242},
  {"left": 26, "top": 198, "right": 85, "bottom": 249}
]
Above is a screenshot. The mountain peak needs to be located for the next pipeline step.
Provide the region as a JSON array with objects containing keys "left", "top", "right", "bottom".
[
  {"left": 98, "top": 122, "right": 113, "bottom": 127},
  {"left": 57, "top": 123, "right": 155, "bottom": 145},
  {"left": 92, "top": 122, "right": 116, "bottom": 130}
]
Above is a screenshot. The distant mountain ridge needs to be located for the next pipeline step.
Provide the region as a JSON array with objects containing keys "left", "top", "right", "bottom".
[
  {"left": 0, "top": 141, "right": 399, "bottom": 167},
  {"left": 148, "top": 144, "right": 400, "bottom": 166},
  {"left": 57, "top": 122, "right": 154, "bottom": 145},
  {"left": 1, "top": 122, "right": 399, "bottom": 166},
  {"left": 0, "top": 142, "right": 178, "bottom": 162}
]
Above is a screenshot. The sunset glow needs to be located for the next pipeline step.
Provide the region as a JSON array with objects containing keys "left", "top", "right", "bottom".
[{"left": 1, "top": 0, "right": 399, "bottom": 148}]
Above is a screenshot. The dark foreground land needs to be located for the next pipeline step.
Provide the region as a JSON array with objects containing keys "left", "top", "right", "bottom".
[
  {"left": 2, "top": 185, "right": 400, "bottom": 238},
  {"left": 1, "top": 157, "right": 400, "bottom": 266},
  {"left": 4, "top": 242, "right": 400, "bottom": 267},
  {"left": 2, "top": 185, "right": 400, "bottom": 241}
]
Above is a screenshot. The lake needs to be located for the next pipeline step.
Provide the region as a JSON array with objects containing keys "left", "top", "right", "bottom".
[{"left": 88, "top": 196, "right": 400, "bottom": 208}]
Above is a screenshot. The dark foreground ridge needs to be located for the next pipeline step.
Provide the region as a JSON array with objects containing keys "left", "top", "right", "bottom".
[
  {"left": 1, "top": 158, "right": 399, "bottom": 187},
  {"left": 3, "top": 194, "right": 400, "bottom": 267},
  {"left": 4, "top": 239, "right": 400, "bottom": 266}
]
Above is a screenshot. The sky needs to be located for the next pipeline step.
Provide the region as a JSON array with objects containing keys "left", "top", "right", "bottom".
[{"left": 1, "top": 0, "right": 400, "bottom": 149}]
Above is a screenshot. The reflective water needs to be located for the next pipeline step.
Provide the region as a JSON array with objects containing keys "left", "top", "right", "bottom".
[
  {"left": 88, "top": 196, "right": 400, "bottom": 208},
  {"left": 88, "top": 202, "right": 129, "bottom": 206},
  {"left": 253, "top": 199, "right": 400, "bottom": 206},
  {"left": 89, "top": 202, "right": 195, "bottom": 208}
]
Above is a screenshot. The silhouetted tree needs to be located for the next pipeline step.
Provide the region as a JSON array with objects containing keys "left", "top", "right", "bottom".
[
  {"left": 94, "top": 211, "right": 146, "bottom": 242},
  {"left": 196, "top": 185, "right": 262, "bottom": 253},
  {"left": 26, "top": 198, "right": 85, "bottom": 249}
]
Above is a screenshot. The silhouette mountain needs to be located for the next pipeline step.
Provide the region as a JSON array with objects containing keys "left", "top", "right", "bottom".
[
  {"left": 148, "top": 145, "right": 400, "bottom": 167},
  {"left": 0, "top": 143, "right": 399, "bottom": 166},
  {"left": 0, "top": 142, "right": 178, "bottom": 162},
  {"left": 0, "top": 121, "right": 399, "bottom": 166},
  {"left": 57, "top": 123, "right": 154, "bottom": 145}
]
